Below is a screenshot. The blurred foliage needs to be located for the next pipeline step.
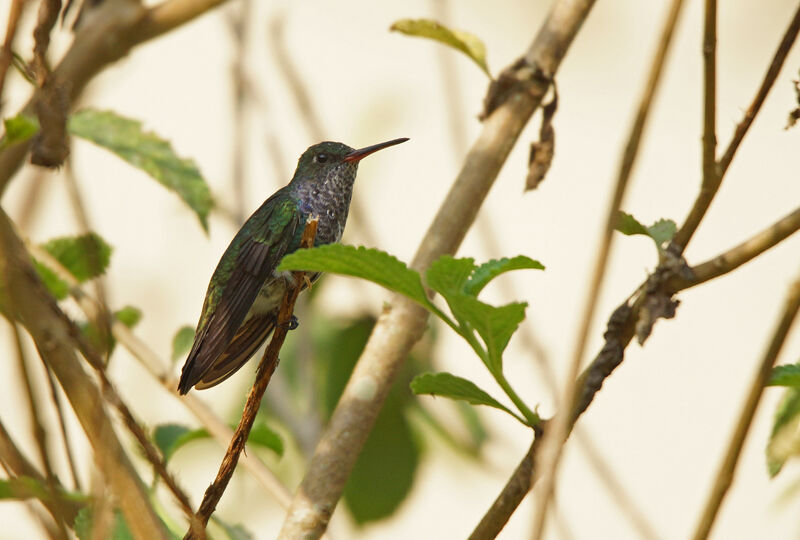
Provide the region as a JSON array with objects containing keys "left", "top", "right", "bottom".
[
  {"left": 33, "top": 232, "right": 112, "bottom": 300},
  {"left": 171, "top": 325, "right": 196, "bottom": 363},
  {"left": 151, "top": 422, "right": 283, "bottom": 465},
  {"left": 275, "top": 308, "right": 487, "bottom": 525},
  {"left": 68, "top": 109, "right": 213, "bottom": 231},
  {"left": 767, "top": 386, "right": 800, "bottom": 477}
]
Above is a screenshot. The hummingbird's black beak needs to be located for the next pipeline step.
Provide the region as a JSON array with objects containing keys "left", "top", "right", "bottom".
[{"left": 343, "top": 137, "right": 409, "bottom": 163}]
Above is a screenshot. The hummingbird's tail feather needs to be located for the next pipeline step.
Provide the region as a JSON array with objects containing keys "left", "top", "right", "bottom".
[{"left": 193, "top": 315, "right": 276, "bottom": 390}]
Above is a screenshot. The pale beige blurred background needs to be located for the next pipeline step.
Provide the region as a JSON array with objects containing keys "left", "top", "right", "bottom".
[{"left": 1, "top": 0, "right": 800, "bottom": 538}]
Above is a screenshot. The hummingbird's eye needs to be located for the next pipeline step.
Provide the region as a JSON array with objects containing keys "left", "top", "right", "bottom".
[{"left": 316, "top": 153, "right": 328, "bottom": 163}]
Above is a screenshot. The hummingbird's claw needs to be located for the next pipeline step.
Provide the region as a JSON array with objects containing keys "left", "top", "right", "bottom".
[{"left": 280, "top": 315, "right": 299, "bottom": 331}]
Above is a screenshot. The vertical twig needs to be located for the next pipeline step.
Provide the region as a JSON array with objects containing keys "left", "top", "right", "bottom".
[
  {"left": 185, "top": 218, "right": 318, "bottom": 538},
  {"left": 691, "top": 271, "right": 800, "bottom": 540},
  {"left": 41, "top": 362, "right": 81, "bottom": 491},
  {"left": 529, "top": 2, "right": 686, "bottom": 538},
  {"left": 229, "top": 0, "right": 251, "bottom": 225}
]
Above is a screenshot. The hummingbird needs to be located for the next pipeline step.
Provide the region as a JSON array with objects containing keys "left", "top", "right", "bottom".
[{"left": 177, "top": 137, "right": 408, "bottom": 394}]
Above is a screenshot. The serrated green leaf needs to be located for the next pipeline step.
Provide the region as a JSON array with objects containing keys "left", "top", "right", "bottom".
[
  {"left": 425, "top": 255, "right": 475, "bottom": 296},
  {"left": 68, "top": 109, "right": 213, "bottom": 231},
  {"left": 616, "top": 211, "right": 650, "bottom": 237},
  {"left": 647, "top": 219, "right": 677, "bottom": 247},
  {"left": 464, "top": 255, "right": 545, "bottom": 296},
  {"left": 278, "top": 244, "right": 430, "bottom": 307},
  {"left": 767, "top": 387, "right": 800, "bottom": 477},
  {"left": 411, "top": 372, "right": 518, "bottom": 419},
  {"left": 615, "top": 211, "right": 677, "bottom": 250},
  {"left": 33, "top": 259, "right": 69, "bottom": 300},
  {"left": 769, "top": 364, "right": 800, "bottom": 387},
  {"left": 171, "top": 325, "right": 195, "bottom": 362},
  {"left": 41, "top": 232, "right": 112, "bottom": 282},
  {"left": 446, "top": 295, "right": 526, "bottom": 372},
  {"left": 1, "top": 114, "right": 39, "bottom": 150},
  {"left": 114, "top": 305, "right": 142, "bottom": 328},
  {"left": 390, "top": 18, "right": 491, "bottom": 77}
]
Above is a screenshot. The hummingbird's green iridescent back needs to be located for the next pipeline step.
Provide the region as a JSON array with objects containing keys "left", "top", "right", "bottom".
[{"left": 178, "top": 138, "right": 408, "bottom": 394}]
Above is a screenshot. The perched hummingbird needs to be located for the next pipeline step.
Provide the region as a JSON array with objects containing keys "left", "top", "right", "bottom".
[{"left": 177, "top": 138, "right": 408, "bottom": 394}]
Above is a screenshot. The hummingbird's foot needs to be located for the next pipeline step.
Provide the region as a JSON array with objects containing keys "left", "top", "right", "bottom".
[{"left": 280, "top": 315, "right": 299, "bottom": 331}]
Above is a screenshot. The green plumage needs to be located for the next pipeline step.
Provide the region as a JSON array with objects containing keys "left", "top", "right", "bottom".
[{"left": 178, "top": 138, "right": 408, "bottom": 394}]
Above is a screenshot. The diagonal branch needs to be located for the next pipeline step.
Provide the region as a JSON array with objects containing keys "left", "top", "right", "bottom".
[
  {"left": 184, "top": 218, "right": 319, "bottom": 538},
  {"left": 277, "top": 1, "right": 598, "bottom": 538}
]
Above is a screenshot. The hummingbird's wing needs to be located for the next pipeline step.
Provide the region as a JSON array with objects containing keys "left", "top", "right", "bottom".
[
  {"left": 178, "top": 195, "right": 302, "bottom": 394},
  {"left": 193, "top": 314, "right": 275, "bottom": 390}
]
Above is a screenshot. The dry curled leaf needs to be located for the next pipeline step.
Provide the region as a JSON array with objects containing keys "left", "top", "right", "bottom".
[{"left": 526, "top": 84, "right": 558, "bottom": 191}]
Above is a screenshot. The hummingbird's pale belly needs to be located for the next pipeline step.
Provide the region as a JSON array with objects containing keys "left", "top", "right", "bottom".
[{"left": 247, "top": 272, "right": 293, "bottom": 319}]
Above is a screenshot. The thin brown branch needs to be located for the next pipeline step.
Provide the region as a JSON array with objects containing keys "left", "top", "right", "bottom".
[
  {"left": 0, "top": 0, "right": 26, "bottom": 111},
  {"left": 185, "top": 218, "right": 319, "bottom": 538},
  {"left": 468, "top": 430, "right": 542, "bottom": 540},
  {"left": 701, "top": 0, "right": 717, "bottom": 187},
  {"left": 0, "top": 0, "right": 233, "bottom": 195},
  {"left": 675, "top": 205, "right": 800, "bottom": 291},
  {"left": 691, "top": 270, "right": 800, "bottom": 540},
  {"left": 0, "top": 208, "right": 171, "bottom": 540},
  {"left": 278, "top": 1, "right": 598, "bottom": 538},
  {"left": 11, "top": 323, "right": 70, "bottom": 540},
  {"left": 673, "top": 4, "right": 800, "bottom": 250},
  {"left": 530, "top": 2, "right": 685, "bottom": 538},
  {"left": 32, "top": 0, "right": 62, "bottom": 85}
]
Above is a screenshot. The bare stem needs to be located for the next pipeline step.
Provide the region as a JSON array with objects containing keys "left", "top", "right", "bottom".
[
  {"left": 185, "top": 219, "right": 319, "bottom": 538},
  {"left": 691, "top": 271, "right": 800, "bottom": 540},
  {"left": 673, "top": 3, "right": 800, "bottom": 250},
  {"left": 530, "top": 2, "right": 686, "bottom": 538},
  {"left": 0, "top": 0, "right": 25, "bottom": 111}
]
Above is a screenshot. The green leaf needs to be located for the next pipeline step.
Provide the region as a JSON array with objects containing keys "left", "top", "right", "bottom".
[
  {"left": 615, "top": 211, "right": 677, "bottom": 250},
  {"left": 767, "top": 387, "right": 800, "bottom": 477},
  {"left": 647, "top": 219, "right": 677, "bottom": 247},
  {"left": 41, "top": 232, "right": 112, "bottom": 282},
  {"left": 769, "top": 364, "right": 800, "bottom": 387},
  {"left": 153, "top": 424, "right": 206, "bottom": 463},
  {"left": 464, "top": 255, "right": 545, "bottom": 296},
  {"left": 33, "top": 259, "right": 69, "bottom": 300},
  {"left": 277, "top": 244, "right": 430, "bottom": 307},
  {"left": 1, "top": 114, "right": 39, "bottom": 150},
  {"left": 68, "top": 109, "right": 213, "bottom": 231},
  {"left": 390, "top": 18, "right": 491, "bottom": 77},
  {"left": 153, "top": 422, "right": 282, "bottom": 463},
  {"left": 425, "top": 255, "right": 475, "bottom": 296},
  {"left": 411, "top": 372, "right": 518, "bottom": 418},
  {"left": 171, "top": 325, "right": 195, "bottom": 362},
  {"left": 446, "top": 295, "right": 527, "bottom": 372},
  {"left": 246, "top": 423, "right": 284, "bottom": 456},
  {"left": 114, "top": 305, "right": 142, "bottom": 328}
]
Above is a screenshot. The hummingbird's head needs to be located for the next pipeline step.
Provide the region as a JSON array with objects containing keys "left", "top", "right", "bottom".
[{"left": 291, "top": 138, "right": 409, "bottom": 188}]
